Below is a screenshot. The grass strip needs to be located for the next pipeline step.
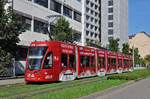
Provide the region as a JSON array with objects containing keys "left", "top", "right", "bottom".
[
  {"left": 0, "top": 76, "right": 105, "bottom": 97},
  {"left": 30, "top": 80, "right": 127, "bottom": 99}
]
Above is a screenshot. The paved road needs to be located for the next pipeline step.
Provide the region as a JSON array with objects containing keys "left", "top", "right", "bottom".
[
  {"left": 81, "top": 77, "right": 150, "bottom": 99},
  {"left": 0, "top": 78, "right": 25, "bottom": 85}
]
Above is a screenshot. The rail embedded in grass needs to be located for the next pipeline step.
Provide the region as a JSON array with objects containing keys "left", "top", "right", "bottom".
[{"left": 0, "top": 76, "right": 107, "bottom": 99}]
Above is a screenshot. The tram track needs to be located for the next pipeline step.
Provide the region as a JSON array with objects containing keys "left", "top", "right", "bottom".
[{"left": 0, "top": 77, "right": 107, "bottom": 99}]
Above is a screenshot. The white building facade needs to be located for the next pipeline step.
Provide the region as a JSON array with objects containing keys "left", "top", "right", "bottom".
[
  {"left": 101, "top": 0, "right": 128, "bottom": 49},
  {"left": 13, "top": 0, "right": 82, "bottom": 46}
]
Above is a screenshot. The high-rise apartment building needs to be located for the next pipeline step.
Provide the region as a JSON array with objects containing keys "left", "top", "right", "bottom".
[
  {"left": 81, "top": 0, "right": 100, "bottom": 45},
  {"left": 101, "top": 0, "right": 128, "bottom": 49}
]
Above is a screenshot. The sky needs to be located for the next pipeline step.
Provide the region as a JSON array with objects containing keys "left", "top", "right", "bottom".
[{"left": 129, "top": 0, "right": 150, "bottom": 36}]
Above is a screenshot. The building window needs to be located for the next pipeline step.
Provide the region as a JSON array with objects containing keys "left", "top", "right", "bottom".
[
  {"left": 86, "top": 7, "right": 89, "bottom": 13},
  {"left": 95, "top": 5, "right": 98, "bottom": 10},
  {"left": 86, "top": 15, "right": 90, "bottom": 20},
  {"left": 108, "top": 8, "right": 113, "bottom": 13},
  {"left": 95, "top": 12, "right": 98, "bottom": 17},
  {"left": 34, "top": 20, "right": 47, "bottom": 34},
  {"left": 91, "top": 25, "right": 94, "bottom": 29},
  {"left": 95, "top": 33, "right": 97, "bottom": 38},
  {"left": 63, "top": 6, "right": 72, "bottom": 18},
  {"left": 91, "top": 3, "right": 94, "bottom": 8},
  {"left": 86, "top": 31, "right": 89, "bottom": 36},
  {"left": 50, "top": 0, "right": 61, "bottom": 13},
  {"left": 22, "top": 16, "right": 32, "bottom": 31},
  {"left": 91, "top": 10, "right": 94, "bottom": 15},
  {"left": 86, "top": 0, "right": 90, "bottom": 5},
  {"left": 77, "top": 0, "right": 81, "bottom": 2},
  {"left": 108, "top": 29, "right": 113, "bottom": 35},
  {"left": 86, "top": 39, "right": 89, "bottom": 42},
  {"left": 34, "top": 0, "right": 48, "bottom": 8},
  {"left": 95, "top": 26, "right": 98, "bottom": 31},
  {"left": 108, "top": 37, "right": 113, "bottom": 41},
  {"left": 108, "top": 22, "right": 113, "bottom": 27},
  {"left": 95, "top": 19, "right": 98, "bottom": 24},
  {"left": 86, "top": 23, "right": 89, "bottom": 28},
  {"left": 91, "top": 17, "right": 94, "bottom": 22},
  {"left": 74, "top": 12, "right": 81, "bottom": 22},
  {"left": 108, "top": 0, "right": 113, "bottom": 6},
  {"left": 90, "top": 32, "right": 94, "bottom": 37},
  {"left": 108, "top": 15, "right": 113, "bottom": 20}
]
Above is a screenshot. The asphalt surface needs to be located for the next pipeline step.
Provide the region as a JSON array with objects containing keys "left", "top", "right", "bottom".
[
  {"left": 0, "top": 78, "right": 24, "bottom": 85},
  {"left": 81, "top": 77, "right": 150, "bottom": 99}
]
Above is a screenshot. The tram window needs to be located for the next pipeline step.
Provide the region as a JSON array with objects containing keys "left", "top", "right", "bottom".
[
  {"left": 61, "top": 54, "right": 68, "bottom": 68},
  {"left": 86, "top": 56, "right": 90, "bottom": 67},
  {"left": 124, "top": 60, "right": 128, "bottom": 67},
  {"left": 43, "top": 52, "right": 53, "bottom": 69},
  {"left": 112, "top": 58, "right": 116, "bottom": 67},
  {"left": 98, "top": 58, "right": 101, "bottom": 67},
  {"left": 130, "top": 60, "right": 133, "bottom": 66},
  {"left": 98, "top": 57, "right": 105, "bottom": 67},
  {"left": 118, "top": 59, "right": 122, "bottom": 67},
  {"left": 80, "top": 56, "right": 85, "bottom": 67},
  {"left": 108, "top": 58, "right": 111, "bottom": 67},
  {"left": 69, "top": 54, "right": 75, "bottom": 68},
  {"left": 102, "top": 58, "right": 105, "bottom": 67},
  {"left": 91, "top": 56, "right": 95, "bottom": 67}
]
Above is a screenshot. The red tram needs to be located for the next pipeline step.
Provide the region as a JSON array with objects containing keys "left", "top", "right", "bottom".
[{"left": 25, "top": 41, "right": 133, "bottom": 82}]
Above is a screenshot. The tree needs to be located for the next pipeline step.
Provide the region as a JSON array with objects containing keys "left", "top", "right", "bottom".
[
  {"left": 0, "top": 0, "right": 24, "bottom": 55},
  {"left": 0, "top": 0, "right": 24, "bottom": 75},
  {"left": 131, "top": 48, "right": 141, "bottom": 66},
  {"left": 87, "top": 40, "right": 101, "bottom": 46},
  {"left": 144, "top": 54, "right": 150, "bottom": 68},
  {"left": 0, "top": 47, "right": 12, "bottom": 75},
  {"left": 109, "top": 38, "right": 120, "bottom": 52},
  {"left": 122, "top": 43, "right": 130, "bottom": 54},
  {"left": 51, "top": 17, "right": 79, "bottom": 43}
]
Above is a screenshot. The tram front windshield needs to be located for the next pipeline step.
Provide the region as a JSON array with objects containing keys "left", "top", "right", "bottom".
[{"left": 27, "top": 46, "right": 48, "bottom": 70}]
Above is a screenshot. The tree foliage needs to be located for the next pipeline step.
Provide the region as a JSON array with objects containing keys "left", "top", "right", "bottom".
[
  {"left": 50, "top": 17, "right": 79, "bottom": 43},
  {"left": 0, "top": 47, "right": 13, "bottom": 75},
  {"left": 109, "top": 38, "right": 120, "bottom": 52},
  {"left": 0, "top": 0, "right": 24, "bottom": 75},
  {"left": 122, "top": 43, "right": 130, "bottom": 54},
  {"left": 0, "top": 0, "right": 24, "bottom": 55},
  {"left": 144, "top": 54, "right": 150, "bottom": 68},
  {"left": 87, "top": 40, "right": 101, "bottom": 46}
]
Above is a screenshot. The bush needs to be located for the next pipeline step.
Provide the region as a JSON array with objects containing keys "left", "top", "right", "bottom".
[
  {"left": 107, "top": 69, "right": 150, "bottom": 81},
  {"left": 0, "top": 48, "right": 13, "bottom": 75}
]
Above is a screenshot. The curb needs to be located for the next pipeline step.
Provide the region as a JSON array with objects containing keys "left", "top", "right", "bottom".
[
  {"left": 0, "top": 76, "right": 24, "bottom": 80},
  {"left": 80, "top": 80, "right": 135, "bottom": 99}
]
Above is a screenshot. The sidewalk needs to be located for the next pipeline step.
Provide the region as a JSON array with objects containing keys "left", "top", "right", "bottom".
[
  {"left": 0, "top": 78, "right": 25, "bottom": 85},
  {"left": 80, "top": 77, "right": 150, "bottom": 99}
]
